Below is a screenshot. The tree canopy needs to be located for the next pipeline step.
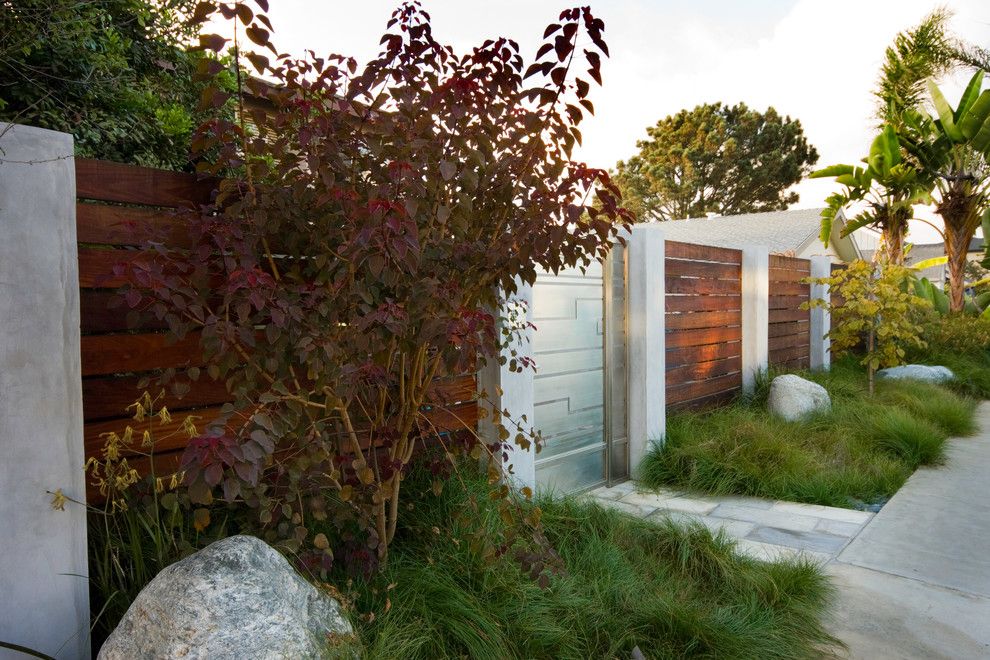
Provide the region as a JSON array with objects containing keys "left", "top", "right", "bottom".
[
  {"left": 614, "top": 102, "right": 818, "bottom": 221},
  {"left": 0, "top": 0, "right": 227, "bottom": 170}
]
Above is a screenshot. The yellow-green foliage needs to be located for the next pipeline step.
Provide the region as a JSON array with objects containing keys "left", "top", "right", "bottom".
[
  {"left": 921, "top": 313, "right": 990, "bottom": 354},
  {"left": 808, "top": 260, "right": 930, "bottom": 382}
]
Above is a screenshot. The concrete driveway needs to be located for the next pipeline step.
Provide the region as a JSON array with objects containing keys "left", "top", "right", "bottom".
[{"left": 825, "top": 403, "right": 990, "bottom": 659}]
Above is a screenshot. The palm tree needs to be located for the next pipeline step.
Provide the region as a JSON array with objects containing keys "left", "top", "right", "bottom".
[
  {"left": 811, "top": 126, "right": 931, "bottom": 265},
  {"left": 875, "top": 8, "right": 990, "bottom": 128},
  {"left": 900, "top": 71, "right": 990, "bottom": 312}
]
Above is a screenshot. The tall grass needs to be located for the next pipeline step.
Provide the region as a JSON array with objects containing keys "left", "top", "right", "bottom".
[
  {"left": 640, "top": 359, "right": 978, "bottom": 508},
  {"left": 347, "top": 469, "right": 837, "bottom": 659}
]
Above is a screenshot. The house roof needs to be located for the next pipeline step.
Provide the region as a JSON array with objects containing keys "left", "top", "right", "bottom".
[{"left": 655, "top": 208, "right": 828, "bottom": 254}]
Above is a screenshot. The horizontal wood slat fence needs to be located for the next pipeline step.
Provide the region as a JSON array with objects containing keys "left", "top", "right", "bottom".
[
  {"left": 768, "top": 254, "right": 811, "bottom": 370},
  {"left": 76, "top": 159, "right": 478, "bottom": 494},
  {"left": 73, "top": 159, "right": 832, "bottom": 494},
  {"left": 664, "top": 241, "right": 744, "bottom": 410}
]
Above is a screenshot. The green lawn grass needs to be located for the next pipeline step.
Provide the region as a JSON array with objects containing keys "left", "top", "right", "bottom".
[
  {"left": 639, "top": 358, "right": 978, "bottom": 509},
  {"left": 347, "top": 469, "right": 837, "bottom": 659}
]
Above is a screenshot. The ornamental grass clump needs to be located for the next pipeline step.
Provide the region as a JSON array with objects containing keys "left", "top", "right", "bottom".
[{"left": 122, "top": 0, "right": 631, "bottom": 574}]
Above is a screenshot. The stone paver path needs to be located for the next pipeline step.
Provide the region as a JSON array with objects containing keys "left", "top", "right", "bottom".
[{"left": 589, "top": 482, "right": 873, "bottom": 563}]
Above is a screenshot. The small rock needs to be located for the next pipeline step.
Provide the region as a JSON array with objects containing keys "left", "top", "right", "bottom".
[
  {"left": 767, "top": 374, "right": 831, "bottom": 422},
  {"left": 99, "top": 535, "right": 355, "bottom": 659},
  {"left": 876, "top": 364, "right": 954, "bottom": 384}
]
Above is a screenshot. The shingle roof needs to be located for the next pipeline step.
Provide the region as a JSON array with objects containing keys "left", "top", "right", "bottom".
[{"left": 654, "top": 208, "right": 825, "bottom": 254}]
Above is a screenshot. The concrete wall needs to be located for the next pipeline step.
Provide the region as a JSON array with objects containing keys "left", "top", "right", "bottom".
[{"left": 0, "top": 123, "right": 89, "bottom": 659}]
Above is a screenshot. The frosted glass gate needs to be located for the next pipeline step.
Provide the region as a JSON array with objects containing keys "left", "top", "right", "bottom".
[{"left": 532, "top": 251, "right": 627, "bottom": 493}]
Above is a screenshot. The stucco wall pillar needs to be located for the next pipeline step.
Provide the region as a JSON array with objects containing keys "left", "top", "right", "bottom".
[
  {"left": 0, "top": 123, "right": 89, "bottom": 659},
  {"left": 626, "top": 224, "right": 665, "bottom": 477},
  {"left": 741, "top": 246, "right": 770, "bottom": 394}
]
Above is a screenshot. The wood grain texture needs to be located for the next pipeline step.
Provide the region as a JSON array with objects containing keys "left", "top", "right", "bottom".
[
  {"left": 665, "top": 294, "right": 741, "bottom": 313},
  {"left": 665, "top": 325, "right": 742, "bottom": 349},
  {"left": 666, "top": 241, "right": 742, "bottom": 264},
  {"left": 81, "top": 332, "right": 203, "bottom": 377},
  {"left": 76, "top": 159, "right": 216, "bottom": 207},
  {"left": 665, "top": 309, "right": 742, "bottom": 331},
  {"left": 77, "top": 202, "right": 190, "bottom": 247},
  {"left": 667, "top": 372, "right": 742, "bottom": 406},
  {"left": 666, "top": 342, "right": 742, "bottom": 368}
]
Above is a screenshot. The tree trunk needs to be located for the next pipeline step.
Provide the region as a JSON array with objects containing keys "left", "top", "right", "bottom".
[
  {"left": 882, "top": 216, "right": 908, "bottom": 266},
  {"left": 945, "top": 224, "right": 970, "bottom": 313}
]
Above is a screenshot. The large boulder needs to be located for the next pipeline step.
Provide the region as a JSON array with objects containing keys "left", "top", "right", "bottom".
[
  {"left": 99, "top": 535, "right": 355, "bottom": 659},
  {"left": 877, "top": 364, "right": 954, "bottom": 384},
  {"left": 768, "top": 374, "right": 831, "bottom": 422}
]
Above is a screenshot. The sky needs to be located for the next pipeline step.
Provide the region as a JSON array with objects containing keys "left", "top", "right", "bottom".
[{"left": 224, "top": 0, "right": 990, "bottom": 243}]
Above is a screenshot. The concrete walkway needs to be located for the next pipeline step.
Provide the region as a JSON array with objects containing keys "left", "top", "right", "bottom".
[
  {"left": 589, "top": 482, "right": 874, "bottom": 563},
  {"left": 591, "top": 401, "right": 990, "bottom": 658},
  {"left": 825, "top": 402, "right": 990, "bottom": 659}
]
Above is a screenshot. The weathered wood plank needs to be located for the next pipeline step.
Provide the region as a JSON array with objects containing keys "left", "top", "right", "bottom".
[
  {"left": 769, "top": 344, "right": 811, "bottom": 363},
  {"left": 768, "top": 320, "right": 809, "bottom": 338},
  {"left": 666, "top": 341, "right": 742, "bottom": 368},
  {"left": 666, "top": 356, "right": 742, "bottom": 385},
  {"left": 665, "top": 309, "right": 742, "bottom": 331},
  {"left": 77, "top": 202, "right": 190, "bottom": 247},
  {"left": 769, "top": 294, "right": 810, "bottom": 310},
  {"left": 665, "top": 276, "right": 741, "bottom": 296},
  {"left": 769, "top": 307, "right": 810, "bottom": 323},
  {"left": 76, "top": 159, "right": 216, "bottom": 207},
  {"left": 768, "top": 267, "right": 811, "bottom": 283},
  {"left": 80, "top": 332, "right": 203, "bottom": 377},
  {"left": 666, "top": 325, "right": 742, "bottom": 349},
  {"left": 665, "top": 294, "right": 741, "bottom": 313},
  {"left": 769, "top": 331, "right": 810, "bottom": 352},
  {"left": 667, "top": 372, "right": 742, "bottom": 405},
  {"left": 769, "top": 255, "right": 811, "bottom": 271},
  {"left": 666, "top": 241, "right": 742, "bottom": 264},
  {"left": 668, "top": 388, "right": 739, "bottom": 412},
  {"left": 664, "top": 258, "right": 741, "bottom": 280}
]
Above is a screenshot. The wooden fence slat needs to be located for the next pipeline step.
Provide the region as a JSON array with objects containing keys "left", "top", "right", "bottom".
[
  {"left": 667, "top": 372, "right": 742, "bottom": 405},
  {"left": 82, "top": 375, "right": 232, "bottom": 421},
  {"left": 664, "top": 258, "right": 741, "bottom": 280},
  {"left": 665, "top": 241, "right": 742, "bottom": 264},
  {"left": 769, "top": 255, "right": 812, "bottom": 271},
  {"left": 81, "top": 289, "right": 167, "bottom": 334},
  {"left": 769, "top": 294, "right": 810, "bottom": 310},
  {"left": 666, "top": 356, "right": 742, "bottom": 385},
  {"left": 665, "top": 277, "right": 741, "bottom": 296},
  {"left": 665, "top": 310, "right": 742, "bottom": 331},
  {"left": 768, "top": 268, "right": 810, "bottom": 283},
  {"left": 666, "top": 326, "right": 742, "bottom": 349},
  {"left": 666, "top": 341, "right": 742, "bottom": 368},
  {"left": 77, "top": 202, "right": 190, "bottom": 247},
  {"left": 76, "top": 159, "right": 216, "bottom": 207},
  {"left": 769, "top": 308, "right": 810, "bottom": 323},
  {"left": 665, "top": 294, "right": 741, "bottom": 313},
  {"left": 771, "top": 281, "right": 813, "bottom": 296},
  {"left": 769, "top": 344, "right": 811, "bottom": 363},
  {"left": 768, "top": 320, "right": 809, "bottom": 338},
  {"left": 78, "top": 247, "right": 143, "bottom": 288},
  {"left": 81, "top": 332, "right": 203, "bottom": 377},
  {"left": 769, "top": 331, "right": 810, "bottom": 352},
  {"left": 667, "top": 388, "right": 738, "bottom": 411}
]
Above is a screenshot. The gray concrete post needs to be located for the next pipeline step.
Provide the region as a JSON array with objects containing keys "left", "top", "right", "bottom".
[
  {"left": 0, "top": 123, "right": 89, "bottom": 658},
  {"left": 741, "top": 246, "right": 770, "bottom": 394},
  {"left": 809, "top": 255, "right": 832, "bottom": 371},
  {"left": 626, "top": 224, "right": 665, "bottom": 477},
  {"left": 477, "top": 281, "right": 536, "bottom": 491}
]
